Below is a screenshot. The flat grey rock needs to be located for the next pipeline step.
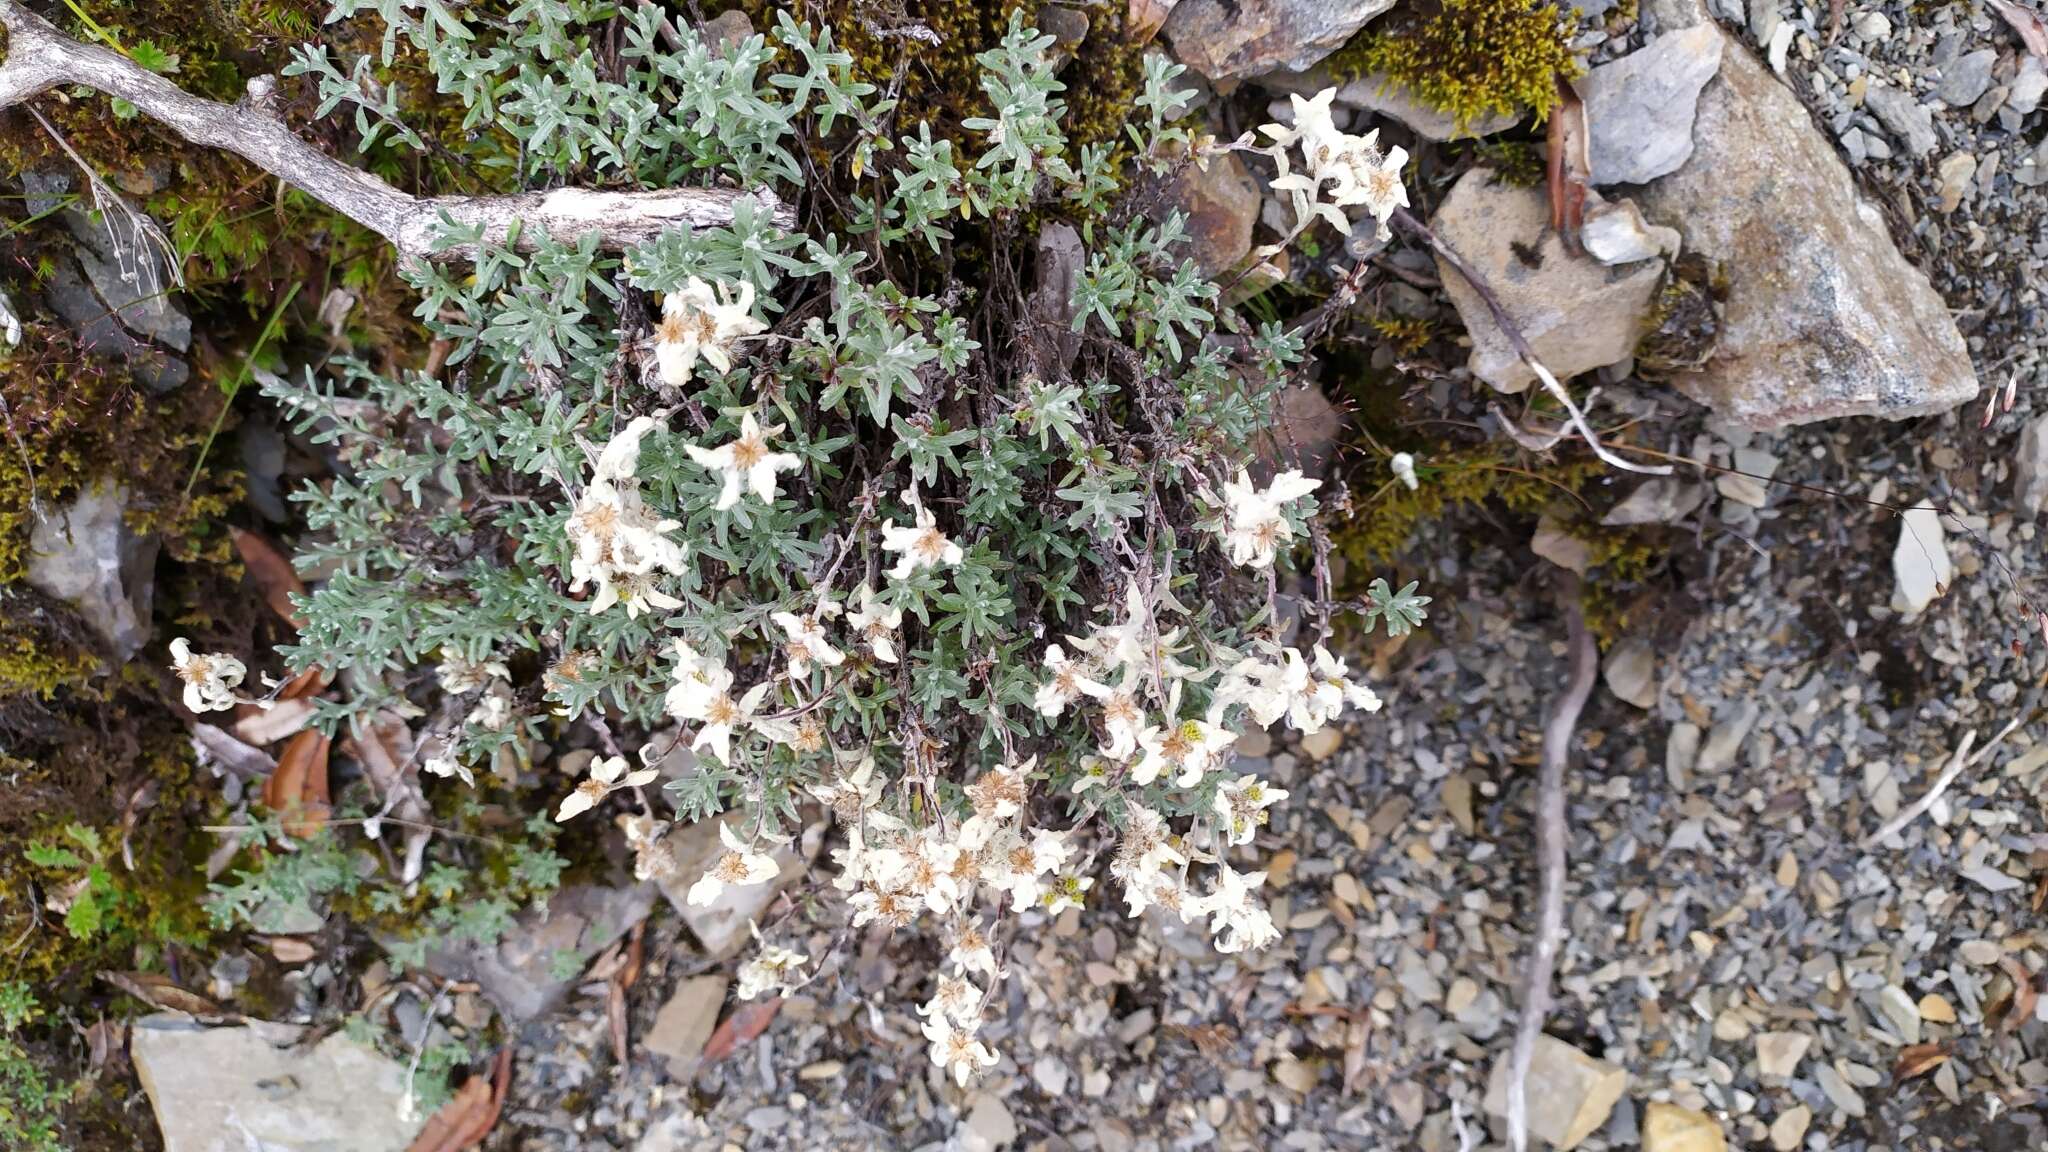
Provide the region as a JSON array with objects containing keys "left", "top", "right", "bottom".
[
  {"left": 132, "top": 1015, "right": 424, "bottom": 1152},
  {"left": 1575, "top": 25, "right": 1726, "bottom": 185}
]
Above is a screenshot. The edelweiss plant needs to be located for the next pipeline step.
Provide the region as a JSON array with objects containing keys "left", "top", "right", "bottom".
[{"left": 225, "top": 0, "right": 1428, "bottom": 1084}]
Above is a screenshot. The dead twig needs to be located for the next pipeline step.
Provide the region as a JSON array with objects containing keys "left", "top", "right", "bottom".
[
  {"left": 1391, "top": 207, "right": 1669, "bottom": 477},
  {"left": 0, "top": 1, "right": 788, "bottom": 262},
  {"left": 1859, "top": 712, "right": 2027, "bottom": 848},
  {"left": 1507, "top": 571, "right": 1597, "bottom": 1152}
]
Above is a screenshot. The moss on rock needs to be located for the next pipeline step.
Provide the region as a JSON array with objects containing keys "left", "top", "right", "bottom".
[{"left": 1327, "top": 0, "right": 1582, "bottom": 129}]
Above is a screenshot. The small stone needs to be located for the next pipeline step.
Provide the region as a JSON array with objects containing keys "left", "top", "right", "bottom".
[
  {"left": 1301, "top": 726, "right": 1343, "bottom": 762},
  {"left": 26, "top": 481, "right": 157, "bottom": 662},
  {"left": 1864, "top": 84, "right": 1938, "bottom": 157},
  {"left": 1919, "top": 994, "right": 1957, "bottom": 1024},
  {"left": 1878, "top": 985, "right": 1922, "bottom": 1044},
  {"left": 1754, "top": 1032, "right": 1810, "bottom": 1078},
  {"left": 960, "top": 1093, "right": 1018, "bottom": 1152},
  {"left": 1236, "top": 728, "right": 1274, "bottom": 758},
  {"left": 1959, "top": 939, "right": 2003, "bottom": 965},
  {"left": 1272, "top": 1056, "right": 1319, "bottom": 1093},
  {"left": 1604, "top": 478, "right": 1708, "bottom": 526},
  {"left": 1575, "top": 26, "right": 1726, "bottom": 185},
  {"left": 1581, "top": 196, "right": 1682, "bottom": 266},
  {"left": 1483, "top": 1035, "right": 1627, "bottom": 1150},
  {"left": 1666, "top": 721, "right": 1703, "bottom": 782},
  {"left": 1935, "top": 152, "right": 1977, "bottom": 213},
  {"left": 1603, "top": 639, "right": 1658, "bottom": 709},
  {"left": 798, "top": 1060, "right": 843, "bottom": 1080},
  {"left": 2009, "top": 56, "right": 2048, "bottom": 115},
  {"left": 1444, "top": 977, "right": 1480, "bottom": 1016},
  {"left": 1642, "top": 1102, "right": 1726, "bottom": 1152},
  {"left": 1850, "top": 11, "right": 1890, "bottom": 39},
  {"left": 1774, "top": 851, "right": 1798, "bottom": 888},
  {"left": 1769, "top": 1105, "right": 1811, "bottom": 1152},
  {"left": 2016, "top": 414, "right": 2048, "bottom": 516},
  {"left": 1891, "top": 503, "right": 1953, "bottom": 615},
  {"left": 1935, "top": 49, "right": 1997, "bottom": 107},
  {"left": 1332, "top": 873, "right": 1363, "bottom": 906},
  {"left": 1712, "top": 1011, "right": 1751, "bottom": 1042},
  {"left": 1533, "top": 515, "right": 1594, "bottom": 574},
  {"left": 1330, "top": 73, "right": 1521, "bottom": 140},
  {"left": 1715, "top": 446, "right": 1778, "bottom": 508},
  {"left": 1696, "top": 701, "right": 1758, "bottom": 774},
  {"left": 1032, "top": 1055, "right": 1071, "bottom": 1097},
  {"left": 643, "top": 976, "right": 729, "bottom": 1077},
  {"left": 1815, "top": 1064, "right": 1866, "bottom": 1118},
  {"left": 1442, "top": 773, "right": 1476, "bottom": 834},
  {"left": 1163, "top": 152, "right": 1260, "bottom": 278}
]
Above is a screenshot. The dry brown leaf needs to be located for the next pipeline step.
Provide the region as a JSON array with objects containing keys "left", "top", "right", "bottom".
[
  {"left": 1129, "top": 0, "right": 1180, "bottom": 43},
  {"left": 230, "top": 525, "right": 308, "bottom": 628},
  {"left": 263, "top": 728, "right": 332, "bottom": 838},
  {"left": 1547, "top": 79, "right": 1590, "bottom": 244},
  {"left": 2000, "top": 956, "right": 2039, "bottom": 1033},
  {"left": 98, "top": 971, "right": 222, "bottom": 1017},
  {"left": 406, "top": 1048, "right": 512, "bottom": 1152},
  {"left": 1991, "top": 0, "right": 2048, "bottom": 57},
  {"left": 406, "top": 1073, "right": 490, "bottom": 1152},
  {"left": 1893, "top": 1043, "right": 1950, "bottom": 1081},
  {"left": 275, "top": 663, "right": 331, "bottom": 701},
  {"left": 701, "top": 998, "right": 783, "bottom": 1063}
]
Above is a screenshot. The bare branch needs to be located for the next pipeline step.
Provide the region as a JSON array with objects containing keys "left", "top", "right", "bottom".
[
  {"left": 1507, "top": 572, "right": 1596, "bottom": 1152},
  {"left": 1859, "top": 710, "right": 2028, "bottom": 848},
  {"left": 0, "top": 1, "right": 790, "bottom": 262}
]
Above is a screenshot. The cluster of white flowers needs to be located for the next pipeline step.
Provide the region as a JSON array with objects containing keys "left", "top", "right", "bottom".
[
  {"left": 735, "top": 934, "right": 810, "bottom": 1001},
  {"left": 653, "top": 276, "right": 767, "bottom": 388},
  {"left": 565, "top": 415, "right": 687, "bottom": 617},
  {"left": 1218, "top": 467, "right": 1322, "bottom": 570},
  {"left": 1262, "top": 88, "right": 1410, "bottom": 242},
  {"left": 169, "top": 638, "right": 246, "bottom": 713}
]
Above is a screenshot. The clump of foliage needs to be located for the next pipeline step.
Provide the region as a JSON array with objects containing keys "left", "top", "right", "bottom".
[
  {"left": 0, "top": 982, "right": 67, "bottom": 1152},
  {"left": 229, "top": 0, "right": 1425, "bottom": 1082},
  {"left": 1330, "top": 0, "right": 1581, "bottom": 129}
]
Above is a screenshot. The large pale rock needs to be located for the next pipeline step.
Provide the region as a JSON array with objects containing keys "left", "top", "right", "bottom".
[
  {"left": 1642, "top": 1102, "right": 1727, "bottom": 1152},
  {"left": 1165, "top": 0, "right": 1396, "bottom": 82},
  {"left": 1638, "top": 34, "right": 1977, "bottom": 428},
  {"left": 655, "top": 813, "right": 821, "bottom": 959},
  {"left": 26, "top": 480, "right": 158, "bottom": 662},
  {"left": 1433, "top": 169, "right": 1665, "bottom": 392},
  {"left": 1483, "top": 1035, "right": 1627, "bottom": 1149},
  {"left": 132, "top": 1015, "right": 424, "bottom": 1151},
  {"left": 1891, "top": 502, "right": 1953, "bottom": 615},
  {"left": 1575, "top": 25, "right": 1725, "bottom": 185}
]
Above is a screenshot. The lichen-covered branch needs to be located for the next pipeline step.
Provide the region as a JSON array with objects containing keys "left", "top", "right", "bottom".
[{"left": 0, "top": 1, "right": 790, "bottom": 262}]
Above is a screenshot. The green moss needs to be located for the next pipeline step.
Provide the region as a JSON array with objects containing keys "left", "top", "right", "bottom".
[
  {"left": 1635, "top": 253, "right": 1725, "bottom": 376},
  {"left": 1333, "top": 445, "right": 1604, "bottom": 565},
  {"left": 1327, "top": 0, "right": 1582, "bottom": 129},
  {"left": 0, "top": 320, "right": 240, "bottom": 585},
  {"left": 1368, "top": 315, "right": 1436, "bottom": 357},
  {"left": 1465, "top": 139, "right": 1550, "bottom": 188}
]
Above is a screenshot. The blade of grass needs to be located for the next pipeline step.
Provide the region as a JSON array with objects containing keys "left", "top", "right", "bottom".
[{"left": 186, "top": 282, "right": 300, "bottom": 495}]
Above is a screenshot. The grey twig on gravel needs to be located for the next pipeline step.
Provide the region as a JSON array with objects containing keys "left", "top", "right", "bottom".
[
  {"left": 0, "top": 0, "right": 790, "bottom": 262},
  {"left": 1508, "top": 572, "right": 1597, "bottom": 1152},
  {"left": 1859, "top": 711, "right": 2028, "bottom": 849}
]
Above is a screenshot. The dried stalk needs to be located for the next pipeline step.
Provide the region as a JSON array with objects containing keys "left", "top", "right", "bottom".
[
  {"left": 1507, "top": 571, "right": 1596, "bottom": 1152},
  {"left": 0, "top": 1, "right": 789, "bottom": 262},
  {"left": 1391, "top": 208, "right": 1670, "bottom": 477},
  {"left": 1859, "top": 712, "right": 2026, "bottom": 848}
]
